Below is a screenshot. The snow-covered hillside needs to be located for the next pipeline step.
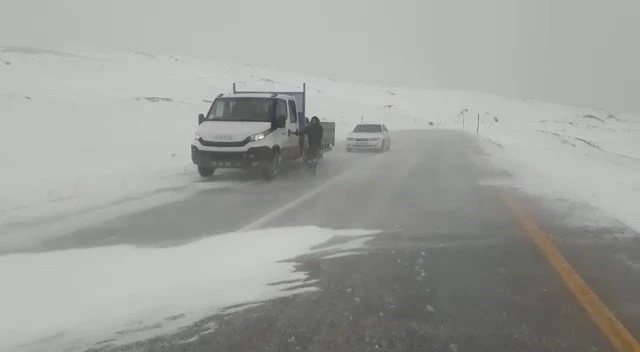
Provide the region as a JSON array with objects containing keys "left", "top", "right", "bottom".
[{"left": 1, "top": 46, "right": 639, "bottom": 237}]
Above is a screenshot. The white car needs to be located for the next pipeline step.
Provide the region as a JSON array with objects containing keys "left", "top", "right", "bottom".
[{"left": 346, "top": 124, "right": 391, "bottom": 152}]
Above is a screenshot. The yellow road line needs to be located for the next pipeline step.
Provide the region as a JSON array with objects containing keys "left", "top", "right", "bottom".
[{"left": 500, "top": 193, "right": 640, "bottom": 352}]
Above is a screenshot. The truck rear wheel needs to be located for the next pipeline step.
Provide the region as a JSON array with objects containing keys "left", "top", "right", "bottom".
[{"left": 198, "top": 166, "right": 215, "bottom": 177}]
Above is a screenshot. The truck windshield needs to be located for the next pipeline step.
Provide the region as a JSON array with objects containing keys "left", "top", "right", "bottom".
[
  {"left": 353, "top": 124, "right": 382, "bottom": 133},
  {"left": 207, "top": 98, "right": 276, "bottom": 122}
]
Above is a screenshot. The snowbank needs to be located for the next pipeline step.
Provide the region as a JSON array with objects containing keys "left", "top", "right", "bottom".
[
  {"left": 0, "top": 226, "right": 376, "bottom": 352},
  {"left": 462, "top": 98, "right": 640, "bottom": 231}
]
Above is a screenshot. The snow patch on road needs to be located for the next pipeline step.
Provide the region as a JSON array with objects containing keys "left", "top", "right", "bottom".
[{"left": 0, "top": 226, "right": 375, "bottom": 352}]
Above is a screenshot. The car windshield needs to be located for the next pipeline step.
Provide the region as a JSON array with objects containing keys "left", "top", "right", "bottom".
[
  {"left": 207, "top": 98, "right": 276, "bottom": 122},
  {"left": 353, "top": 124, "right": 382, "bottom": 133}
]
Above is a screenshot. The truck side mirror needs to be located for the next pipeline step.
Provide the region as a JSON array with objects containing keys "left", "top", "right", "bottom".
[
  {"left": 198, "top": 113, "right": 205, "bottom": 125},
  {"left": 277, "top": 115, "right": 287, "bottom": 128}
]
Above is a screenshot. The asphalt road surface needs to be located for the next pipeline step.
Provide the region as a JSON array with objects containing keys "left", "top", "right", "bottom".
[{"left": 19, "top": 130, "right": 640, "bottom": 351}]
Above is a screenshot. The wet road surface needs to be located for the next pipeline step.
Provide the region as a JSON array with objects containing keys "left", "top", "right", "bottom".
[{"left": 14, "top": 130, "right": 640, "bottom": 351}]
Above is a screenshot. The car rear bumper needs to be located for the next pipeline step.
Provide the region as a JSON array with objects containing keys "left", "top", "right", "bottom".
[
  {"left": 347, "top": 140, "right": 383, "bottom": 149},
  {"left": 191, "top": 146, "right": 274, "bottom": 169}
]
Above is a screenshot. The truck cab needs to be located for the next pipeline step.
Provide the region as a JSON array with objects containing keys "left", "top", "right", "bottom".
[{"left": 191, "top": 85, "right": 306, "bottom": 179}]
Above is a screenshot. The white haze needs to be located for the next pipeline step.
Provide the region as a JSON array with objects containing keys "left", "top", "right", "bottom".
[{"left": 1, "top": 0, "right": 640, "bottom": 114}]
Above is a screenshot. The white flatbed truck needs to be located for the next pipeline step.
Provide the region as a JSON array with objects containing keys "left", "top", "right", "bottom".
[{"left": 191, "top": 84, "right": 310, "bottom": 179}]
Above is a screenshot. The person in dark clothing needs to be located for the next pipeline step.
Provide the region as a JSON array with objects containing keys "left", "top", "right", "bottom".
[{"left": 294, "top": 116, "right": 323, "bottom": 160}]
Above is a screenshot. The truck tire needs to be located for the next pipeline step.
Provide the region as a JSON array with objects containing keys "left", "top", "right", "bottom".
[
  {"left": 198, "top": 166, "right": 215, "bottom": 177},
  {"left": 262, "top": 149, "right": 281, "bottom": 180}
]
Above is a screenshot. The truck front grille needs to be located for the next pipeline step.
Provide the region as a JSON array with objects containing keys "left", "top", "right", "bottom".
[{"left": 198, "top": 138, "right": 250, "bottom": 147}]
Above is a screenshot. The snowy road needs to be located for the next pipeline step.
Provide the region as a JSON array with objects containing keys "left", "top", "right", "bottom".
[{"left": 8, "top": 130, "right": 640, "bottom": 352}]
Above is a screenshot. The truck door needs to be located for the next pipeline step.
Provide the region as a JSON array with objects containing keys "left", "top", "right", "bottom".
[
  {"left": 273, "top": 99, "right": 292, "bottom": 159},
  {"left": 288, "top": 100, "right": 303, "bottom": 158}
]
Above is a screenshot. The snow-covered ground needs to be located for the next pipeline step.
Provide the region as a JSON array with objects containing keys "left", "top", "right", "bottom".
[
  {"left": 468, "top": 99, "right": 640, "bottom": 232},
  {"left": 0, "top": 226, "right": 376, "bottom": 352},
  {"left": 2, "top": 46, "right": 638, "bottom": 235}
]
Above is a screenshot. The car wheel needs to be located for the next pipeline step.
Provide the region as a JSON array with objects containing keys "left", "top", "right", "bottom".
[
  {"left": 262, "top": 149, "right": 281, "bottom": 180},
  {"left": 198, "top": 166, "right": 215, "bottom": 177},
  {"left": 379, "top": 141, "right": 386, "bottom": 153}
]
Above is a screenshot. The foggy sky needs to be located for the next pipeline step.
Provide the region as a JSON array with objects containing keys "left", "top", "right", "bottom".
[{"left": 2, "top": 0, "right": 639, "bottom": 114}]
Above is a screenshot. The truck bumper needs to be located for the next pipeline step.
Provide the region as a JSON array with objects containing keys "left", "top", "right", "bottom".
[{"left": 191, "top": 146, "right": 274, "bottom": 169}]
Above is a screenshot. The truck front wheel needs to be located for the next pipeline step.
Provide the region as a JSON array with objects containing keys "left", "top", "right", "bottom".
[
  {"left": 262, "top": 150, "right": 281, "bottom": 180},
  {"left": 198, "top": 165, "right": 216, "bottom": 177}
]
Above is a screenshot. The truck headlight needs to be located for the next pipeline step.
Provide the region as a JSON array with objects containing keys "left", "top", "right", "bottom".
[{"left": 249, "top": 129, "right": 271, "bottom": 142}]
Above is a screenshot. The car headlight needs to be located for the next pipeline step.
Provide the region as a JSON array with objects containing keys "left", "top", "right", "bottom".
[
  {"left": 249, "top": 129, "right": 271, "bottom": 142},
  {"left": 195, "top": 133, "right": 201, "bottom": 140},
  {"left": 371, "top": 138, "right": 381, "bottom": 141}
]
